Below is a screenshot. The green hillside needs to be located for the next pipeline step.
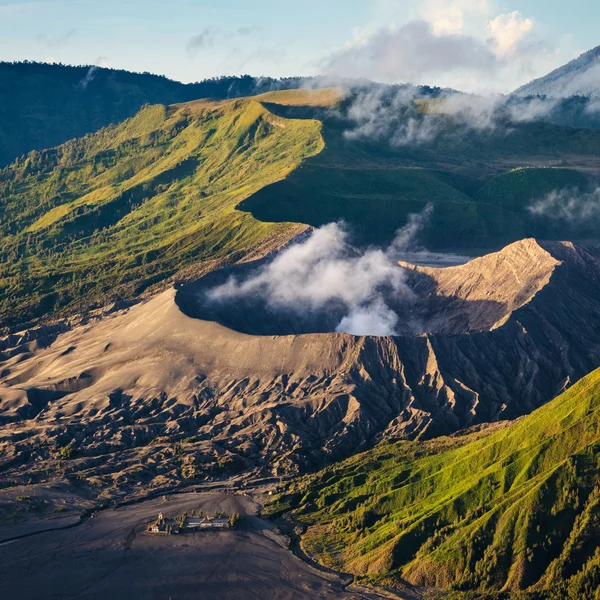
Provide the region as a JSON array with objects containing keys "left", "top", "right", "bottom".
[
  {"left": 240, "top": 162, "right": 485, "bottom": 247},
  {"left": 0, "top": 61, "right": 313, "bottom": 168},
  {"left": 472, "top": 167, "right": 599, "bottom": 243},
  {"left": 0, "top": 96, "right": 323, "bottom": 329},
  {"left": 5, "top": 87, "right": 600, "bottom": 329},
  {"left": 475, "top": 167, "right": 588, "bottom": 211},
  {"left": 270, "top": 368, "right": 600, "bottom": 598}
]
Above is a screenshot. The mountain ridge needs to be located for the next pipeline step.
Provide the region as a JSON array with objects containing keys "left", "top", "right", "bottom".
[
  {"left": 0, "top": 61, "right": 320, "bottom": 168},
  {"left": 514, "top": 45, "right": 600, "bottom": 97},
  {"left": 0, "top": 93, "right": 326, "bottom": 330},
  {"left": 275, "top": 364, "right": 600, "bottom": 598},
  {"left": 7, "top": 86, "right": 600, "bottom": 333}
]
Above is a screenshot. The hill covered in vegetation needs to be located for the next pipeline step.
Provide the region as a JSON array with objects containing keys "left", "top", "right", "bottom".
[
  {"left": 272, "top": 366, "right": 600, "bottom": 598},
  {"left": 241, "top": 93, "right": 600, "bottom": 249},
  {"left": 0, "top": 61, "right": 312, "bottom": 168},
  {"left": 0, "top": 93, "right": 324, "bottom": 329},
  {"left": 5, "top": 86, "right": 600, "bottom": 330}
]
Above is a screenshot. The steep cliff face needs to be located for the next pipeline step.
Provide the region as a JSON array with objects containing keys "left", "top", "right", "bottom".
[
  {"left": 402, "top": 237, "right": 561, "bottom": 333},
  {"left": 2, "top": 239, "right": 600, "bottom": 492}
]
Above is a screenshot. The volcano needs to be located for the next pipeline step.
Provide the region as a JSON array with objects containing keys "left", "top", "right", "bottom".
[{"left": 2, "top": 238, "right": 600, "bottom": 490}]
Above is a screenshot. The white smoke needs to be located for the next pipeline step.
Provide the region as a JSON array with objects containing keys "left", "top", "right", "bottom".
[
  {"left": 337, "top": 298, "right": 400, "bottom": 337},
  {"left": 387, "top": 203, "right": 434, "bottom": 255},
  {"left": 78, "top": 65, "right": 97, "bottom": 90},
  {"left": 208, "top": 205, "right": 434, "bottom": 336},
  {"left": 528, "top": 187, "right": 600, "bottom": 222}
]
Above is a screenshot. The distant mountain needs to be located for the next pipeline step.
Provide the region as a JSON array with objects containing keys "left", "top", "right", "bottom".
[
  {"left": 0, "top": 61, "right": 311, "bottom": 167},
  {"left": 514, "top": 45, "right": 600, "bottom": 97}
]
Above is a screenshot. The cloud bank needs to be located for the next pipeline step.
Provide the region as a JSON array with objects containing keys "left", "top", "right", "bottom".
[
  {"left": 207, "top": 206, "right": 433, "bottom": 336},
  {"left": 336, "top": 85, "right": 558, "bottom": 147},
  {"left": 562, "top": 64, "right": 600, "bottom": 98},
  {"left": 325, "top": 20, "right": 498, "bottom": 88},
  {"left": 322, "top": 3, "right": 562, "bottom": 94}
]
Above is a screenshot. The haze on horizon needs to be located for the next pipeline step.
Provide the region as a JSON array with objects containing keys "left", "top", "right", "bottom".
[{"left": 1, "top": 0, "right": 599, "bottom": 94}]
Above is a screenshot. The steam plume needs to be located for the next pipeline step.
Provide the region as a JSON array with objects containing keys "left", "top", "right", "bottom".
[
  {"left": 208, "top": 206, "right": 434, "bottom": 336},
  {"left": 78, "top": 65, "right": 97, "bottom": 90}
]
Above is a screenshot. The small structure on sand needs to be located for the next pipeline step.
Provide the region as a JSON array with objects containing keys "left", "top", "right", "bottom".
[
  {"left": 147, "top": 512, "right": 180, "bottom": 535},
  {"left": 185, "top": 515, "right": 230, "bottom": 530},
  {"left": 146, "top": 511, "right": 236, "bottom": 535}
]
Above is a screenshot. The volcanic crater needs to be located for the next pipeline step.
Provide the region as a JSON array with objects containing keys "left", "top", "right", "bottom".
[
  {"left": 176, "top": 236, "right": 559, "bottom": 337},
  {"left": 2, "top": 238, "right": 600, "bottom": 495}
]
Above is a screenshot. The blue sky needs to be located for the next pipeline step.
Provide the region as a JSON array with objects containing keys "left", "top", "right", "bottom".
[{"left": 0, "top": 0, "right": 598, "bottom": 92}]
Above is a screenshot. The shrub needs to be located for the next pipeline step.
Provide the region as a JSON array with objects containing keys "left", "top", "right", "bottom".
[{"left": 55, "top": 445, "right": 74, "bottom": 460}]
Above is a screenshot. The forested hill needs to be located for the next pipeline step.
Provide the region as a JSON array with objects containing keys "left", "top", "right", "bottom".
[{"left": 0, "top": 61, "right": 310, "bottom": 167}]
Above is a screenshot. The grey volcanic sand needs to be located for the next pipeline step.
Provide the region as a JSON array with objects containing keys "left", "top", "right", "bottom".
[{"left": 0, "top": 491, "right": 393, "bottom": 600}]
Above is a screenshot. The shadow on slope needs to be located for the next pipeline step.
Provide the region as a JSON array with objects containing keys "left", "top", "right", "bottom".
[{"left": 240, "top": 96, "right": 600, "bottom": 250}]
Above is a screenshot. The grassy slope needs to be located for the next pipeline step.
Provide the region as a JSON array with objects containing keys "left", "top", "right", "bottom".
[
  {"left": 272, "top": 368, "right": 600, "bottom": 598},
  {"left": 5, "top": 86, "right": 600, "bottom": 327},
  {"left": 240, "top": 160, "right": 485, "bottom": 247},
  {"left": 475, "top": 167, "right": 588, "bottom": 211},
  {"left": 472, "top": 167, "right": 595, "bottom": 243},
  {"left": 0, "top": 95, "right": 324, "bottom": 329}
]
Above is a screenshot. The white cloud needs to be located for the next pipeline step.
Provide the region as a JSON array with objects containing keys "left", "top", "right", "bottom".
[
  {"left": 563, "top": 63, "right": 600, "bottom": 97},
  {"left": 529, "top": 188, "right": 600, "bottom": 222},
  {"left": 323, "top": 2, "right": 566, "bottom": 93},
  {"left": 323, "top": 20, "right": 497, "bottom": 87},
  {"left": 419, "top": 0, "right": 493, "bottom": 35},
  {"left": 337, "top": 86, "right": 560, "bottom": 148},
  {"left": 487, "top": 11, "right": 534, "bottom": 57}
]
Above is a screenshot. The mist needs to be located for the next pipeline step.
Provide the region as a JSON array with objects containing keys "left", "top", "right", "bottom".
[
  {"left": 207, "top": 206, "right": 434, "bottom": 336},
  {"left": 78, "top": 65, "right": 97, "bottom": 90},
  {"left": 528, "top": 187, "right": 600, "bottom": 222},
  {"left": 334, "top": 85, "right": 560, "bottom": 146}
]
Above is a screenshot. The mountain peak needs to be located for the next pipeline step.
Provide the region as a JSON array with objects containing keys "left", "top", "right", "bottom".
[{"left": 514, "top": 44, "right": 600, "bottom": 97}]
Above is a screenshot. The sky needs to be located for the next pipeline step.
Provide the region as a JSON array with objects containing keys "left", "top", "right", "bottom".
[{"left": 0, "top": 0, "right": 599, "bottom": 93}]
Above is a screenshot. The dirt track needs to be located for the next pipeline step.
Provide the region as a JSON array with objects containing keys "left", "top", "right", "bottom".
[{"left": 0, "top": 490, "right": 398, "bottom": 600}]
